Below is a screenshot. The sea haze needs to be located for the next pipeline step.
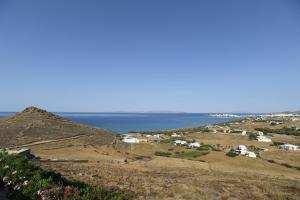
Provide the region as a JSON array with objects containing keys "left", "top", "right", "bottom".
[{"left": 0, "top": 112, "right": 238, "bottom": 133}]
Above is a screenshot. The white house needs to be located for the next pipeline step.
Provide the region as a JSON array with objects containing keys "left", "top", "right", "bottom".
[
  {"left": 257, "top": 131, "right": 264, "bottom": 136},
  {"left": 235, "top": 145, "right": 257, "bottom": 158},
  {"left": 150, "top": 134, "right": 160, "bottom": 141},
  {"left": 122, "top": 137, "right": 140, "bottom": 144},
  {"left": 171, "top": 133, "right": 180, "bottom": 137},
  {"left": 280, "top": 144, "right": 299, "bottom": 151},
  {"left": 257, "top": 135, "right": 272, "bottom": 142},
  {"left": 241, "top": 131, "right": 247, "bottom": 136},
  {"left": 236, "top": 145, "right": 248, "bottom": 155},
  {"left": 188, "top": 142, "right": 201, "bottom": 148},
  {"left": 174, "top": 140, "right": 187, "bottom": 145},
  {"left": 246, "top": 151, "right": 257, "bottom": 158}
]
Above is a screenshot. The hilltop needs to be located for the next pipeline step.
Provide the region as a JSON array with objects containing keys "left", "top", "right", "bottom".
[{"left": 0, "top": 106, "right": 114, "bottom": 148}]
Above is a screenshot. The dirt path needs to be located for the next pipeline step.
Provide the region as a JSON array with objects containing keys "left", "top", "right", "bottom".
[{"left": 7, "top": 135, "right": 86, "bottom": 149}]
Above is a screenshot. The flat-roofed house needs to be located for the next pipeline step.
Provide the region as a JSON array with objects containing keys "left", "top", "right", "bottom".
[
  {"left": 280, "top": 144, "right": 299, "bottom": 151},
  {"left": 188, "top": 142, "right": 200, "bottom": 148}
]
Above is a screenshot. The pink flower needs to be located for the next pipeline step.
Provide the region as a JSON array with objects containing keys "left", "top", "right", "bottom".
[{"left": 63, "top": 186, "right": 72, "bottom": 198}]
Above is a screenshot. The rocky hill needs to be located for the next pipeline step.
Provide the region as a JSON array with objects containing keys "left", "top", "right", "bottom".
[{"left": 0, "top": 107, "right": 114, "bottom": 148}]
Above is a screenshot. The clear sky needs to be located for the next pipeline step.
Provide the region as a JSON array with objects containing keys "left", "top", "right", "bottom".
[{"left": 0, "top": 0, "right": 300, "bottom": 113}]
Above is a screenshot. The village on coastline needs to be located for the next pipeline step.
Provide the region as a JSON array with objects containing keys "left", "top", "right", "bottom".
[
  {"left": 1, "top": 107, "right": 300, "bottom": 199},
  {"left": 3, "top": 111, "right": 300, "bottom": 161},
  {"left": 120, "top": 113, "right": 300, "bottom": 159}
]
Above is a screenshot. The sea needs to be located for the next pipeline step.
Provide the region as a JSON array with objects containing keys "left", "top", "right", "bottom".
[{"left": 0, "top": 112, "right": 241, "bottom": 134}]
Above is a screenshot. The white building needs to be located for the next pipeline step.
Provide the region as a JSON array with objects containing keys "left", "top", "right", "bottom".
[
  {"left": 150, "top": 134, "right": 160, "bottom": 141},
  {"left": 188, "top": 142, "right": 201, "bottom": 148},
  {"left": 171, "top": 133, "right": 180, "bottom": 137},
  {"left": 257, "top": 135, "right": 272, "bottom": 142},
  {"left": 235, "top": 145, "right": 257, "bottom": 158},
  {"left": 236, "top": 145, "right": 248, "bottom": 155},
  {"left": 241, "top": 131, "right": 247, "bottom": 136},
  {"left": 246, "top": 151, "right": 257, "bottom": 158},
  {"left": 257, "top": 132, "right": 264, "bottom": 136},
  {"left": 280, "top": 144, "right": 299, "bottom": 151},
  {"left": 122, "top": 137, "right": 140, "bottom": 144},
  {"left": 174, "top": 140, "right": 187, "bottom": 145}
]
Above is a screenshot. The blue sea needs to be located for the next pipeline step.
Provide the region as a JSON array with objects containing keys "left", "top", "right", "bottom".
[{"left": 0, "top": 112, "right": 239, "bottom": 134}]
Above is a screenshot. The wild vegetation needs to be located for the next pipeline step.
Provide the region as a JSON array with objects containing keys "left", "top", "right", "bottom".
[
  {"left": 0, "top": 152, "right": 131, "bottom": 200},
  {"left": 255, "top": 127, "right": 300, "bottom": 136},
  {"left": 226, "top": 149, "right": 238, "bottom": 157},
  {"left": 248, "top": 132, "right": 257, "bottom": 140},
  {"left": 154, "top": 148, "right": 210, "bottom": 159},
  {"left": 1, "top": 108, "right": 300, "bottom": 199}
]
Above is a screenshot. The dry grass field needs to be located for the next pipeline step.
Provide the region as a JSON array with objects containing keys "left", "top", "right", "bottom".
[
  {"left": 0, "top": 107, "right": 114, "bottom": 148},
  {"left": 29, "top": 129, "right": 300, "bottom": 200},
  {"left": 2, "top": 108, "right": 300, "bottom": 199}
]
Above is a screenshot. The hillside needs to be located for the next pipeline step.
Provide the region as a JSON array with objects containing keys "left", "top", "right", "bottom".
[{"left": 0, "top": 107, "right": 114, "bottom": 148}]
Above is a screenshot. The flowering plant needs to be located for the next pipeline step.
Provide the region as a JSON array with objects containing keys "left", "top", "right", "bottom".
[{"left": 0, "top": 152, "right": 132, "bottom": 200}]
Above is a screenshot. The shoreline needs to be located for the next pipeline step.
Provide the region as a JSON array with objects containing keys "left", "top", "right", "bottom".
[{"left": 127, "top": 118, "right": 242, "bottom": 135}]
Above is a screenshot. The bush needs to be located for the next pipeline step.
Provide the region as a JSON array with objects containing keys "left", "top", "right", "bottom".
[
  {"left": 197, "top": 146, "right": 210, "bottom": 151},
  {"left": 248, "top": 132, "right": 257, "bottom": 140},
  {"left": 0, "top": 152, "right": 131, "bottom": 200},
  {"left": 172, "top": 151, "right": 209, "bottom": 159},
  {"left": 255, "top": 127, "right": 300, "bottom": 136},
  {"left": 226, "top": 149, "right": 238, "bottom": 157},
  {"left": 281, "top": 163, "right": 293, "bottom": 168},
  {"left": 197, "top": 144, "right": 220, "bottom": 152},
  {"left": 272, "top": 142, "right": 284, "bottom": 146},
  {"left": 154, "top": 152, "right": 172, "bottom": 157}
]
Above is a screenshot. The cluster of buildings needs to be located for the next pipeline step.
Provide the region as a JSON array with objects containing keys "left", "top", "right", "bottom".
[
  {"left": 121, "top": 134, "right": 157, "bottom": 144},
  {"left": 235, "top": 145, "right": 257, "bottom": 158},
  {"left": 122, "top": 132, "right": 202, "bottom": 148},
  {"left": 173, "top": 140, "right": 201, "bottom": 148},
  {"left": 279, "top": 144, "right": 299, "bottom": 151},
  {"left": 256, "top": 132, "right": 272, "bottom": 142},
  {"left": 122, "top": 133, "right": 171, "bottom": 144}
]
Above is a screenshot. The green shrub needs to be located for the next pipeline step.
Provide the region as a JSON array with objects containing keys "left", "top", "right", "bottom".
[
  {"left": 197, "top": 144, "right": 220, "bottom": 151},
  {"left": 197, "top": 146, "right": 210, "bottom": 151},
  {"left": 0, "top": 152, "right": 131, "bottom": 200},
  {"left": 248, "top": 132, "right": 257, "bottom": 140},
  {"left": 154, "top": 151, "right": 172, "bottom": 157},
  {"left": 281, "top": 163, "right": 293, "bottom": 168},
  {"left": 255, "top": 127, "right": 300, "bottom": 136},
  {"left": 272, "top": 142, "right": 284, "bottom": 146},
  {"left": 172, "top": 151, "right": 209, "bottom": 159},
  {"left": 226, "top": 149, "right": 238, "bottom": 157}
]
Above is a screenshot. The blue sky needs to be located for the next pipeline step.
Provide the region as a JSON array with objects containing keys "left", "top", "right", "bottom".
[{"left": 0, "top": 0, "right": 300, "bottom": 113}]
